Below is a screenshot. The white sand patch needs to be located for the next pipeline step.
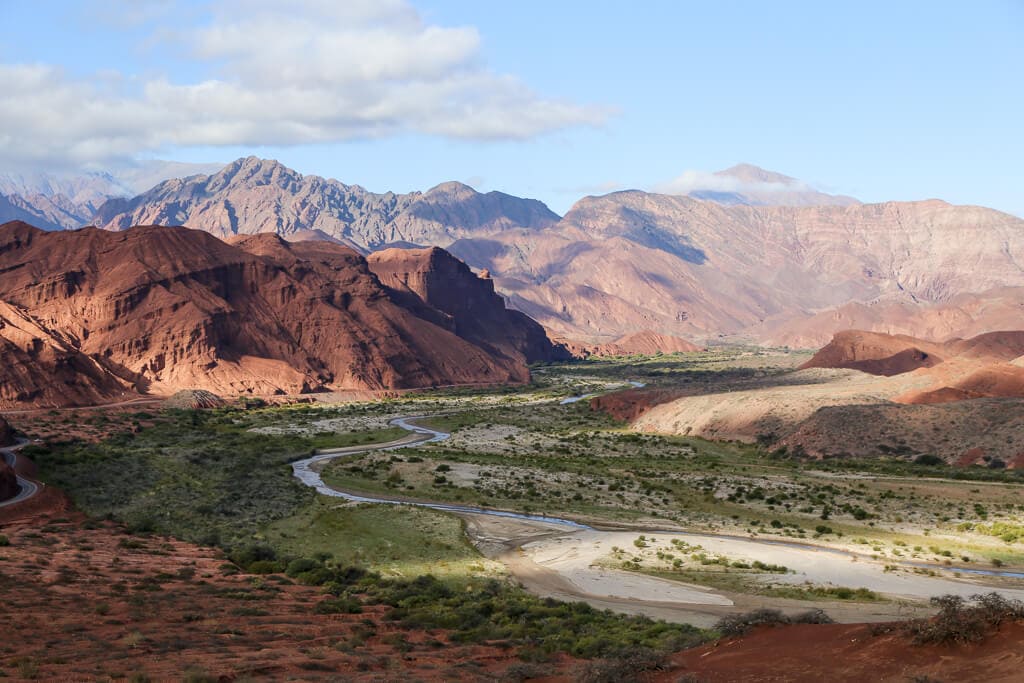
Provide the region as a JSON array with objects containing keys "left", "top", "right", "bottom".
[
  {"left": 523, "top": 530, "right": 1024, "bottom": 603},
  {"left": 523, "top": 531, "right": 733, "bottom": 606}
]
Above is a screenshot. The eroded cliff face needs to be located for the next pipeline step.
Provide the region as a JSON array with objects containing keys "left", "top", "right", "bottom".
[
  {"left": 0, "top": 221, "right": 548, "bottom": 408},
  {"left": 366, "top": 247, "right": 568, "bottom": 369}
]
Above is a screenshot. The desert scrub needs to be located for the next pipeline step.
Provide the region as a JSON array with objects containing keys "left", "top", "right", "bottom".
[
  {"left": 883, "top": 593, "right": 1024, "bottom": 644},
  {"left": 228, "top": 556, "right": 713, "bottom": 659},
  {"left": 715, "top": 608, "right": 833, "bottom": 637}
]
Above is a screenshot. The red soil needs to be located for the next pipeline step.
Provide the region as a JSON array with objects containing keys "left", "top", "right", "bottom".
[
  {"left": 667, "top": 621, "right": 1024, "bottom": 682},
  {"left": 0, "top": 511, "right": 582, "bottom": 681},
  {"left": 591, "top": 388, "right": 685, "bottom": 422}
]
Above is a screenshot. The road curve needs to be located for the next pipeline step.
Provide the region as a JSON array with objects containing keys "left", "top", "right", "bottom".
[{"left": 0, "top": 440, "right": 40, "bottom": 508}]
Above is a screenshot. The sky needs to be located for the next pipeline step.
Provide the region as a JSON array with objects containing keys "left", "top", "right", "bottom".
[{"left": 0, "top": 0, "right": 1021, "bottom": 215}]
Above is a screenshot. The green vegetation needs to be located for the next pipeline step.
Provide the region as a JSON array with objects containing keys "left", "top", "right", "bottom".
[
  {"left": 221, "top": 554, "right": 711, "bottom": 659},
  {"left": 264, "top": 500, "right": 495, "bottom": 578}
]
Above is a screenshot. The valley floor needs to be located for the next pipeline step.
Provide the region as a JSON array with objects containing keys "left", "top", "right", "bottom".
[{"left": 4, "top": 348, "right": 1024, "bottom": 680}]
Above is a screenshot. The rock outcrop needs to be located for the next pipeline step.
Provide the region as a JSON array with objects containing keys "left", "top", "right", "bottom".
[
  {"left": 800, "top": 330, "right": 947, "bottom": 376},
  {"left": 367, "top": 247, "right": 569, "bottom": 369},
  {"left": 0, "top": 221, "right": 554, "bottom": 408}
]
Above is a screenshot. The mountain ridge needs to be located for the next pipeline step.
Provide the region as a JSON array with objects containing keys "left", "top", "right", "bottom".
[{"left": 0, "top": 220, "right": 563, "bottom": 408}]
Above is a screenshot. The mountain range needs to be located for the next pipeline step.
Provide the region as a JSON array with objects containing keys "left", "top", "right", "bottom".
[{"left": 5, "top": 157, "right": 1023, "bottom": 348}]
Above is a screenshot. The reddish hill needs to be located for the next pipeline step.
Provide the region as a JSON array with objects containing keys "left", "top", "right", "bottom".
[
  {"left": 0, "top": 221, "right": 554, "bottom": 407},
  {"left": 366, "top": 247, "right": 568, "bottom": 369},
  {"left": 901, "top": 363, "right": 1024, "bottom": 404},
  {"left": 800, "top": 330, "right": 945, "bottom": 376},
  {"left": 803, "top": 329, "right": 1024, "bottom": 405}
]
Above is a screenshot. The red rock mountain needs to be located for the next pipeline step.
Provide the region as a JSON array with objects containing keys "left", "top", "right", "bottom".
[
  {"left": 366, "top": 247, "right": 569, "bottom": 368},
  {"left": 0, "top": 221, "right": 562, "bottom": 408}
]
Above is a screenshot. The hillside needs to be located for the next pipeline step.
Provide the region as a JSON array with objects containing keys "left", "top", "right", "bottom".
[
  {"left": 610, "top": 330, "right": 1024, "bottom": 463},
  {"left": 451, "top": 193, "right": 1024, "bottom": 344},
  {"left": 0, "top": 221, "right": 561, "bottom": 407}
]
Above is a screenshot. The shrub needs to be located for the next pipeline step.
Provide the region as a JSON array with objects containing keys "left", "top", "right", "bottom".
[
  {"left": 286, "top": 558, "right": 321, "bottom": 577},
  {"left": 902, "top": 593, "right": 1024, "bottom": 644},
  {"left": 247, "top": 560, "right": 284, "bottom": 574},
  {"left": 577, "top": 648, "right": 670, "bottom": 683},
  {"left": 314, "top": 597, "right": 362, "bottom": 614},
  {"left": 715, "top": 608, "right": 833, "bottom": 637}
]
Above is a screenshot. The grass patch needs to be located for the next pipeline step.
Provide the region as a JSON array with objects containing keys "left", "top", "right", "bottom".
[{"left": 264, "top": 500, "right": 497, "bottom": 578}]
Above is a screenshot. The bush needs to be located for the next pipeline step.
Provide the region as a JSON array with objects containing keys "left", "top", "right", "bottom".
[
  {"left": 902, "top": 593, "right": 1024, "bottom": 645},
  {"left": 715, "top": 608, "right": 834, "bottom": 637},
  {"left": 286, "top": 558, "right": 320, "bottom": 577},
  {"left": 577, "top": 648, "right": 670, "bottom": 683},
  {"left": 314, "top": 597, "right": 362, "bottom": 614},
  {"left": 247, "top": 560, "right": 284, "bottom": 574}
]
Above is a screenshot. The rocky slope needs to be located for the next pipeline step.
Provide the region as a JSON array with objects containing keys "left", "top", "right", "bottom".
[
  {"left": 614, "top": 329, "right": 1024, "bottom": 463},
  {"left": 92, "top": 156, "right": 559, "bottom": 247},
  {"left": 0, "top": 221, "right": 559, "bottom": 408},
  {"left": 0, "top": 416, "right": 15, "bottom": 502},
  {"left": 0, "top": 162, "right": 225, "bottom": 231},
  {"left": 0, "top": 462, "right": 17, "bottom": 502},
  {"left": 0, "top": 416, "right": 13, "bottom": 446},
  {"left": 366, "top": 247, "right": 568, "bottom": 367},
  {"left": 450, "top": 193, "right": 1024, "bottom": 344}
]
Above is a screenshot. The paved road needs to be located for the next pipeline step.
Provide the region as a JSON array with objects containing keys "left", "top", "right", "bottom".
[{"left": 0, "top": 440, "right": 39, "bottom": 508}]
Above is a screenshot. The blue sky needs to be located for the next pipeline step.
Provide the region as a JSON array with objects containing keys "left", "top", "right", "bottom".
[{"left": 1, "top": 0, "right": 1021, "bottom": 215}]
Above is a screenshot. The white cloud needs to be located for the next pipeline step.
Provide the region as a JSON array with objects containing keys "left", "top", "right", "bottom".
[
  {"left": 0, "top": 0, "right": 608, "bottom": 170},
  {"left": 653, "top": 170, "right": 805, "bottom": 196}
]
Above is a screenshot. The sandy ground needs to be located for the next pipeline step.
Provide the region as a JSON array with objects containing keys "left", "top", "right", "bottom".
[{"left": 527, "top": 530, "right": 1024, "bottom": 602}]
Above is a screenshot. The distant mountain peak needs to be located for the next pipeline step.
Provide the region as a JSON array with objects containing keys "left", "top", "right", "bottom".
[
  {"left": 714, "top": 163, "right": 798, "bottom": 186},
  {"left": 653, "top": 163, "right": 860, "bottom": 207}
]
